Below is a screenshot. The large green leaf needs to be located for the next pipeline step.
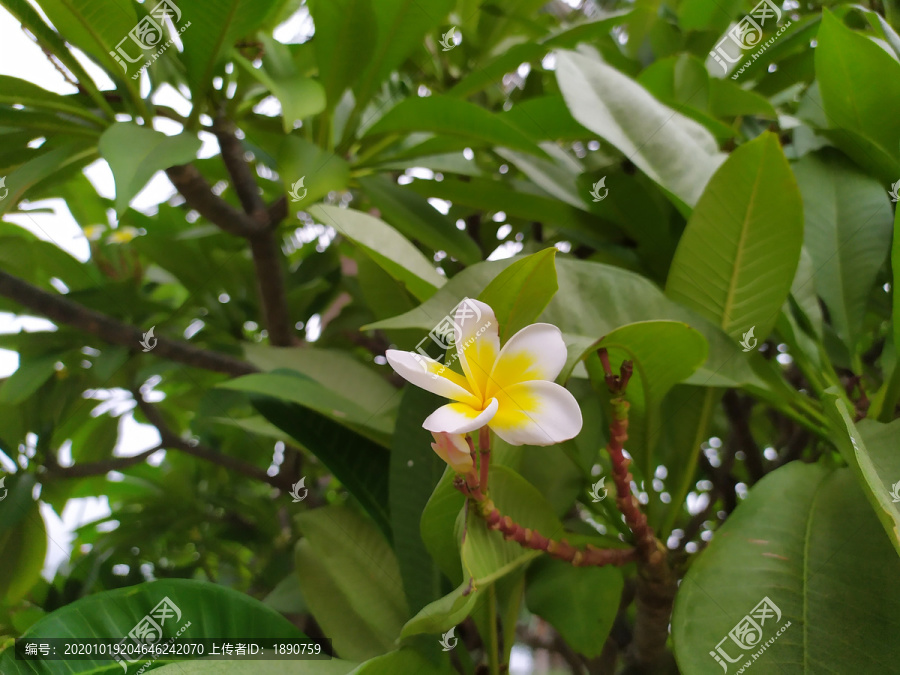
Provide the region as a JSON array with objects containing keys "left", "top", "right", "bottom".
[
  {"left": 0, "top": 578, "right": 309, "bottom": 674},
  {"left": 308, "top": 0, "right": 377, "bottom": 108},
  {"left": 525, "top": 558, "right": 623, "bottom": 659},
  {"left": 824, "top": 392, "right": 900, "bottom": 557},
  {"left": 242, "top": 343, "right": 398, "bottom": 420},
  {"left": 556, "top": 49, "right": 725, "bottom": 210},
  {"left": 666, "top": 132, "right": 803, "bottom": 342},
  {"left": 673, "top": 462, "right": 900, "bottom": 674},
  {"left": 348, "top": 646, "right": 454, "bottom": 675},
  {"left": 478, "top": 248, "right": 558, "bottom": 344},
  {"left": 295, "top": 506, "right": 408, "bottom": 662},
  {"left": 0, "top": 140, "right": 97, "bottom": 216},
  {"left": 791, "top": 149, "right": 893, "bottom": 351},
  {"left": 250, "top": 375, "right": 393, "bottom": 538},
  {"left": 0, "top": 473, "right": 45, "bottom": 607},
  {"left": 0, "top": 354, "right": 59, "bottom": 405},
  {"left": 389, "top": 387, "right": 446, "bottom": 614},
  {"left": 815, "top": 10, "right": 900, "bottom": 181},
  {"left": 309, "top": 205, "right": 445, "bottom": 301},
  {"left": 278, "top": 137, "right": 350, "bottom": 215},
  {"left": 357, "top": 175, "right": 481, "bottom": 266},
  {"left": 99, "top": 123, "right": 201, "bottom": 216},
  {"left": 363, "top": 96, "right": 544, "bottom": 157}
]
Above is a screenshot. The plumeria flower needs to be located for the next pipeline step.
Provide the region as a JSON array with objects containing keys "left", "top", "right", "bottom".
[
  {"left": 430, "top": 431, "right": 474, "bottom": 473},
  {"left": 386, "top": 299, "right": 582, "bottom": 448}
]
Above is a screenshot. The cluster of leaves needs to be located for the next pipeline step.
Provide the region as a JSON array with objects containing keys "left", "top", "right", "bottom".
[{"left": 0, "top": 0, "right": 898, "bottom": 673}]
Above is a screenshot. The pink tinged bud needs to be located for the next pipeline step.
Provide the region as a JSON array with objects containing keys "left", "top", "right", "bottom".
[{"left": 430, "top": 432, "right": 473, "bottom": 473}]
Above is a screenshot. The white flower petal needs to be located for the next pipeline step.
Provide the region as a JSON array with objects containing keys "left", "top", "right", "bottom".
[
  {"left": 453, "top": 298, "right": 499, "bottom": 398},
  {"left": 488, "top": 380, "right": 582, "bottom": 446},
  {"left": 423, "top": 397, "right": 499, "bottom": 435},
  {"left": 386, "top": 349, "right": 479, "bottom": 407},
  {"left": 486, "top": 323, "right": 568, "bottom": 396}
]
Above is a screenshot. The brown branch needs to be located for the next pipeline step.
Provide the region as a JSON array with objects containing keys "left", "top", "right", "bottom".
[
  {"left": 42, "top": 445, "right": 162, "bottom": 479},
  {"left": 165, "top": 164, "right": 257, "bottom": 237},
  {"left": 247, "top": 233, "right": 294, "bottom": 346},
  {"left": 0, "top": 270, "right": 257, "bottom": 377},
  {"left": 212, "top": 118, "right": 268, "bottom": 220},
  {"left": 133, "top": 391, "right": 293, "bottom": 491}
]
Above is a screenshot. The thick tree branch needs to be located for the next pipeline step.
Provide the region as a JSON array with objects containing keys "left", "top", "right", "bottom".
[
  {"left": 247, "top": 233, "right": 295, "bottom": 346},
  {"left": 133, "top": 391, "right": 293, "bottom": 491},
  {"left": 165, "top": 164, "right": 257, "bottom": 237},
  {"left": 0, "top": 270, "right": 256, "bottom": 377},
  {"left": 212, "top": 118, "right": 268, "bottom": 220}
]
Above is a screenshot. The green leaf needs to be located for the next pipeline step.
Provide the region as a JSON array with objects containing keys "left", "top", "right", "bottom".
[
  {"left": 556, "top": 49, "right": 725, "bottom": 210},
  {"left": 478, "top": 249, "right": 558, "bottom": 344},
  {"left": 218, "top": 372, "right": 393, "bottom": 436},
  {"left": 242, "top": 343, "right": 398, "bottom": 421},
  {"left": 250, "top": 375, "right": 392, "bottom": 538},
  {"left": 179, "top": 0, "right": 281, "bottom": 120},
  {"left": 525, "top": 558, "right": 623, "bottom": 659},
  {"left": 0, "top": 354, "right": 59, "bottom": 405},
  {"left": 823, "top": 392, "right": 900, "bottom": 557},
  {"left": 278, "top": 136, "right": 350, "bottom": 214},
  {"left": 99, "top": 123, "right": 201, "bottom": 216},
  {"left": 449, "top": 43, "right": 544, "bottom": 98},
  {"left": 672, "top": 462, "right": 900, "bottom": 674},
  {"left": 666, "top": 132, "right": 803, "bottom": 342},
  {"left": 0, "top": 474, "right": 45, "bottom": 607},
  {"left": 0, "top": 140, "right": 97, "bottom": 216},
  {"left": 234, "top": 55, "right": 326, "bottom": 133},
  {"left": 308, "top": 0, "right": 377, "bottom": 107},
  {"left": 358, "top": 175, "right": 481, "bottom": 266},
  {"left": 400, "top": 579, "right": 480, "bottom": 639},
  {"left": 791, "top": 149, "right": 893, "bottom": 351},
  {"left": 363, "top": 96, "right": 544, "bottom": 157},
  {"left": 895, "top": 200, "right": 900, "bottom": 364},
  {"left": 390, "top": 387, "right": 446, "bottom": 614},
  {"left": 0, "top": 76, "right": 106, "bottom": 126},
  {"left": 815, "top": 10, "right": 900, "bottom": 181},
  {"left": 309, "top": 204, "right": 445, "bottom": 301},
  {"left": 420, "top": 468, "right": 466, "bottom": 585},
  {"left": 0, "top": 578, "right": 309, "bottom": 674},
  {"left": 461, "top": 465, "right": 562, "bottom": 590},
  {"left": 295, "top": 506, "right": 409, "bottom": 661}
]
